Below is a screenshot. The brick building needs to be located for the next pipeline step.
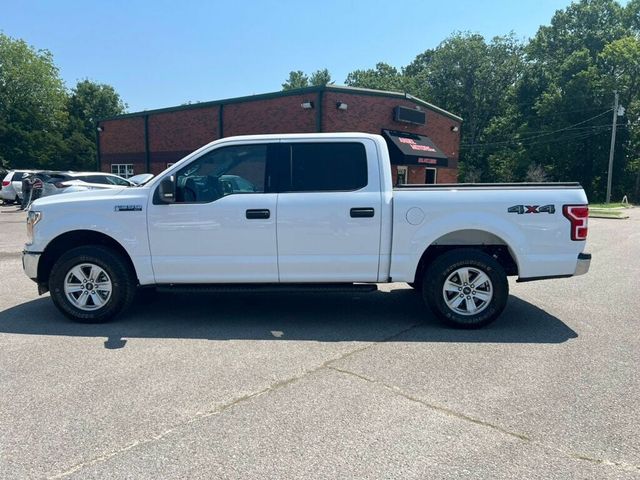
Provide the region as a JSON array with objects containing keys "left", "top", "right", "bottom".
[{"left": 97, "top": 85, "right": 462, "bottom": 184}]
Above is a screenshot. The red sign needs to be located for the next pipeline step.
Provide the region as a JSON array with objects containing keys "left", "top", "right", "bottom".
[
  {"left": 417, "top": 157, "right": 438, "bottom": 164},
  {"left": 410, "top": 144, "right": 437, "bottom": 152}
]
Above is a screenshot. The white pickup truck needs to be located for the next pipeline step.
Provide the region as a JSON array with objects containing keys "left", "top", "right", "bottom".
[{"left": 22, "top": 133, "right": 591, "bottom": 328}]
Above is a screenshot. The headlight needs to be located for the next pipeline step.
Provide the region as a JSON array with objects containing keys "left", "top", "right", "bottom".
[{"left": 26, "top": 210, "right": 42, "bottom": 244}]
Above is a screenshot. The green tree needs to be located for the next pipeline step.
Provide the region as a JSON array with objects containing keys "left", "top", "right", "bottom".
[
  {"left": 405, "top": 33, "right": 525, "bottom": 181},
  {"left": 345, "top": 62, "right": 410, "bottom": 92},
  {"left": 309, "top": 68, "right": 332, "bottom": 86},
  {"left": 282, "top": 70, "right": 309, "bottom": 90},
  {"left": 0, "top": 33, "right": 67, "bottom": 169},
  {"left": 62, "top": 79, "right": 127, "bottom": 170},
  {"left": 513, "top": 0, "right": 635, "bottom": 200},
  {"left": 282, "top": 69, "right": 333, "bottom": 90}
]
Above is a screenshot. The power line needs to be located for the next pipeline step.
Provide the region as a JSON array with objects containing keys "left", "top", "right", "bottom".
[
  {"left": 461, "top": 127, "right": 612, "bottom": 151},
  {"left": 460, "top": 109, "right": 613, "bottom": 148}
]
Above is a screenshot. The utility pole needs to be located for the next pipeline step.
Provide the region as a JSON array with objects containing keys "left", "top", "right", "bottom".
[{"left": 606, "top": 91, "right": 619, "bottom": 204}]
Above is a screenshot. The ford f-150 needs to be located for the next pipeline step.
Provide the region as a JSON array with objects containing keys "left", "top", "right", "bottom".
[{"left": 22, "top": 133, "right": 591, "bottom": 328}]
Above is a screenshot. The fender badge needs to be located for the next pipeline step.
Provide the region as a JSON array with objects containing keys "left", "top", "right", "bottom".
[
  {"left": 114, "top": 205, "right": 143, "bottom": 212},
  {"left": 508, "top": 204, "right": 555, "bottom": 214}
]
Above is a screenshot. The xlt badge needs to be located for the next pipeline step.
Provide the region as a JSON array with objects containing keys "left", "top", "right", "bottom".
[{"left": 114, "top": 205, "right": 143, "bottom": 212}]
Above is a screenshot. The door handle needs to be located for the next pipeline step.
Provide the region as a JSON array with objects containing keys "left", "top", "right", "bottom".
[
  {"left": 350, "top": 207, "right": 375, "bottom": 218},
  {"left": 246, "top": 209, "right": 270, "bottom": 219}
]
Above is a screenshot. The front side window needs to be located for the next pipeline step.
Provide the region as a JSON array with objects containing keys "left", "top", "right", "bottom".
[
  {"left": 173, "top": 144, "right": 267, "bottom": 203},
  {"left": 284, "top": 142, "right": 367, "bottom": 192}
]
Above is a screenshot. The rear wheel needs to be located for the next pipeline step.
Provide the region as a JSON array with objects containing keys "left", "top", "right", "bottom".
[
  {"left": 49, "top": 246, "right": 136, "bottom": 323},
  {"left": 422, "top": 249, "right": 508, "bottom": 328}
]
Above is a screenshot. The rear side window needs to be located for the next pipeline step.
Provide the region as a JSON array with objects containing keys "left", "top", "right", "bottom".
[{"left": 284, "top": 142, "right": 367, "bottom": 192}]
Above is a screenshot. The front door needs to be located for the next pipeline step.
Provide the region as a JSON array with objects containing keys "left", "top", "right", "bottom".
[
  {"left": 276, "top": 140, "right": 382, "bottom": 282},
  {"left": 147, "top": 142, "right": 279, "bottom": 283}
]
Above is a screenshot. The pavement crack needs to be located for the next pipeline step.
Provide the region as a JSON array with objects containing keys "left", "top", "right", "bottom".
[
  {"left": 327, "top": 365, "right": 640, "bottom": 473},
  {"left": 327, "top": 365, "right": 530, "bottom": 441},
  {"left": 47, "top": 320, "right": 424, "bottom": 479}
]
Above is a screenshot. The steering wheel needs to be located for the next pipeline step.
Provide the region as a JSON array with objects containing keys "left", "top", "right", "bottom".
[{"left": 184, "top": 177, "right": 198, "bottom": 202}]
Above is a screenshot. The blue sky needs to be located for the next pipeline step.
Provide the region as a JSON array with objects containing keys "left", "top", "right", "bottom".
[{"left": 4, "top": 0, "right": 584, "bottom": 112}]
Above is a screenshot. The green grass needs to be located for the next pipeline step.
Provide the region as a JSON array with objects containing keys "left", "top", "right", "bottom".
[{"left": 589, "top": 202, "right": 630, "bottom": 209}]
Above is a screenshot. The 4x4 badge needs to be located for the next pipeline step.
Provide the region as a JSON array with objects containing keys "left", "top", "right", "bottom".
[{"left": 508, "top": 204, "right": 555, "bottom": 214}]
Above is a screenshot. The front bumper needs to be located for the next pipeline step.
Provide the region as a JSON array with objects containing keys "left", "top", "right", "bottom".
[
  {"left": 22, "top": 251, "right": 41, "bottom": 281},
  {"left": 574, "top": 252, "right": 591, "bottom": 276}
]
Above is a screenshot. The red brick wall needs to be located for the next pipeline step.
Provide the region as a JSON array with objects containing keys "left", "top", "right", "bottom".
[
  {"left": 436, "top": 167, "right": 458, "bottom": 183},
  {"left": 149, "top": 107, "right": 219, "bottom": 152},
  {"left": 323, "top": 92, "right": 459, "bottom": 157},
  {"left": 98, "top": 90, "right": 461, "bottom": 182},
  {"left": 391, "top": 165, "right": 458, "bottom": 185},
  {"left": 99, "top": 117, "right": 146, "bottom": 174},
  {"left": 224, "top": 94, "right": 317, "bottom": 136},
  {"left": 322, "top": 92, "right": 460, "bottom": 183},
  {"left": 148, "top": 107, "right": 219, "bottom": 174}
]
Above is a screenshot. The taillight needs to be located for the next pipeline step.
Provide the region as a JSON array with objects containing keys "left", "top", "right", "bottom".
[
  {"left": 1, "top": 181, "right": 9, "bottom": 187},
  {"left": 563, "top": 204, "right": 589, "bottom": 241}
]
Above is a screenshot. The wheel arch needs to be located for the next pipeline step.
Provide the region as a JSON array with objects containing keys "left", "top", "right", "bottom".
[
  {"left": 38, "top": 230, "right": 138, "bottom": 289},
  {"left": 413, "top": 229, "right": 520, "bottom": 285}
]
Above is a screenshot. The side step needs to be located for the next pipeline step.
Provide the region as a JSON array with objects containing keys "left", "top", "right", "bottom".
[{"left": 155, "top": 283, "right": 379, "bottom": 294}]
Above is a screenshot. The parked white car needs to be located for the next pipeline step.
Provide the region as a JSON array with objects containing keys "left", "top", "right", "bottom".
[
  {"left": 2, "top": 170, "right": 39, "bottom": 203},
  {"left": 34, "top": 172, "right": 134, "bottom": 199},
  {"left": 23, "top": 133, "right": 591, "bottom": 328},
  {"left": 127, "top": 173, "right": 154, "bottom": 186}
]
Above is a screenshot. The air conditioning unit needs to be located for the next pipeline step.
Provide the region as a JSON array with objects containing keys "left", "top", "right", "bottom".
[{"left": 394, "top": 106, "right": 426, "bottom": 125}]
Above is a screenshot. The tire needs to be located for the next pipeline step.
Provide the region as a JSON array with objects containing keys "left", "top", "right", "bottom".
[
  {"left": 422, "top": 248, "right": 508, "bottom": 329},
  {"left": 49, "top": 246, "right": 136, "bottom": 323}
]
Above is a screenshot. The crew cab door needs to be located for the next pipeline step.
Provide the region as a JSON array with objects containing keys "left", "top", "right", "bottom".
[
  {"left": 147, "top": 142, "right": 279, "bottom": 283},
  {"left": 276, "top": 139, "right": 382, "bottom": 282}
]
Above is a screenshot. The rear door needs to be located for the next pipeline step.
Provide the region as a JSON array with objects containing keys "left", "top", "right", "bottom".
[
  {"left": 12, "top": 171, "right": 26, "bottom": 197},
  {"left": 276, "top": 139, "right": 382, "bottom": 282}
]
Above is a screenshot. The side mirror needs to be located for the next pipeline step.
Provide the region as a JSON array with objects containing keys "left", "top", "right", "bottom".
[{"left": 158, "top": 176, "right": 176, "bottom": 203}]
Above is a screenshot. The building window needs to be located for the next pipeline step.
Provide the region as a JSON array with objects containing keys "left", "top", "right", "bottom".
[
  {"left": 111, "top": 164, "right": 134, "bottom": 178},
  {"left": 425, "top": 167, "right": 437, "bottom": 184},
  {"left": 396, "top": 166, "right": 408, "bottom": 185}
]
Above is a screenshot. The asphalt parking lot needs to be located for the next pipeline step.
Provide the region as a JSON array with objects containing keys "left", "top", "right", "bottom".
[{"left": 0, "top": 203, "right": 638, "bottom": 479}]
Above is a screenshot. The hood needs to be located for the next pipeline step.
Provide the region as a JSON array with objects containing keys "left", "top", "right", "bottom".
[
  {"left": 31, "top": 187, "right": 129, "bottom": 208},
  {"left": 61, "top": 180, "right": 123, "bottom": 189}
]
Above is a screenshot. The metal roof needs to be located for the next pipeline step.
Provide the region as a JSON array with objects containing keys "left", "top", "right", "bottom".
[{"left": 99, "top": 84, "right": 463, "bottom": 123}]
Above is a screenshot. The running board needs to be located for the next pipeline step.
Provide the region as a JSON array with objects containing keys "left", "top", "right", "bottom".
[{"left": 155, "top": 283, "right": 378, "bottom": 294}]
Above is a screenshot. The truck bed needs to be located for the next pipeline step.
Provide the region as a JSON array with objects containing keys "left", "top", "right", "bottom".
[{"left": 394, "top": 182, "right": 583, "bottom": 190}]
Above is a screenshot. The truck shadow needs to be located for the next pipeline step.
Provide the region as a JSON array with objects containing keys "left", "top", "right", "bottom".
[{"left": 0, "top": 289, "right": 577, "bottom": 348}]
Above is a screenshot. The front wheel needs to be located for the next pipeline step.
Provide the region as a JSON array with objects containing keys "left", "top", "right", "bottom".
[
  {"left": 49, "top": 246, "right": 136, "bottom": 323},
  {"left": 422, "top": 249, "right": 508, "bottom": 329}
]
